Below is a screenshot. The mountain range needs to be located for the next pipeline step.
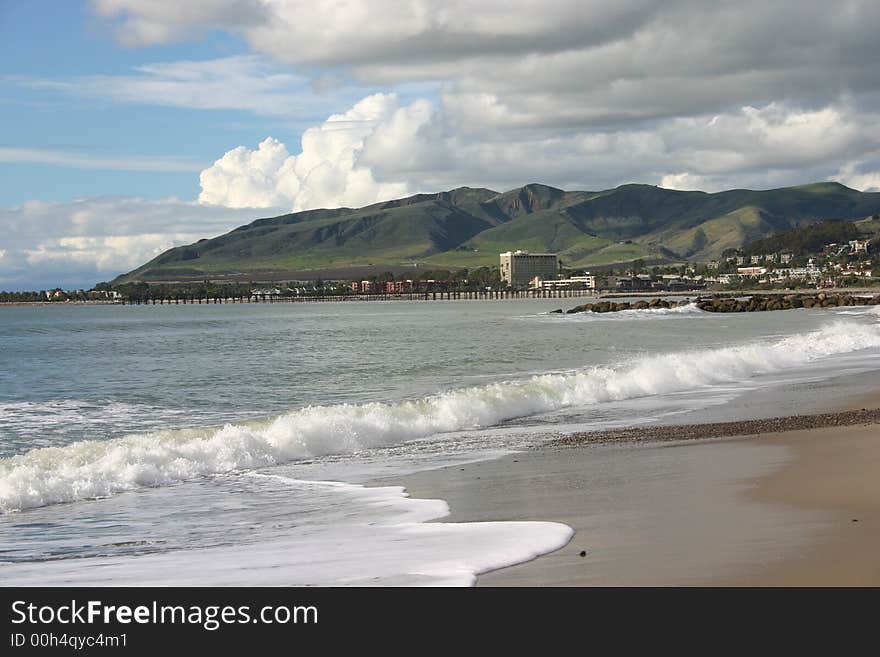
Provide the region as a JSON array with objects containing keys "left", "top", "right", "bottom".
[{"left": 116, "top": 182, "right": 880, "bottom": 283}]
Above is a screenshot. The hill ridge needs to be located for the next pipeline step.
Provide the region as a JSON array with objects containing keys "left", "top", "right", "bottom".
[{"left": 115, "top": 181, "right": 880, "bottom": 283}]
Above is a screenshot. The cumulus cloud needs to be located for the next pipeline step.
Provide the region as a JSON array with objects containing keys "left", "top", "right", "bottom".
[
  {"left": 198, "top": 90, "right": 880, "bottom": 212},
  {"left": 0, "top": 197, "right": 263, "bottom": 289},
  {"left": 198, "top": 93, "right": 417, "bottom": 210}
]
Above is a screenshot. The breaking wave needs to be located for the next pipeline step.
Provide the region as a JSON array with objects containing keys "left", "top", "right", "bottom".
[
  {"left": 580, "top": 302, "right": 704, "bottom": 319},
  {"left": 535, "top": 302, "right": 705, "bottom": 321},
  {"left": 3, "top": 319, "right": 880, "bottom": 512}
]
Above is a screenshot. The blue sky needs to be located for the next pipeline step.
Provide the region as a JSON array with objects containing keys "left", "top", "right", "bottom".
[
  {"left": 0, "top": 1, "right": 372, "bottom": 205},
  {"left": 1, "top": 1, "right": 878, "bottom": 290}
]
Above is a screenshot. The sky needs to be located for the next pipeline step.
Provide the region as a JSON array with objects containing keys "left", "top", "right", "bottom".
[{"left": 1, "top": 0, "right": 880, "bottom": 290}]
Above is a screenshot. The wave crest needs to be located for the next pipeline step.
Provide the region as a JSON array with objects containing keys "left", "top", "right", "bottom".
[{"left": 2, "top": 319, "right": 879, "bottom": 512}]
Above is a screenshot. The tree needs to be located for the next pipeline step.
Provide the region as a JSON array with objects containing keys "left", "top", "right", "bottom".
[{"left": 690, "top": 228, "right": 708, "bottom": 254}]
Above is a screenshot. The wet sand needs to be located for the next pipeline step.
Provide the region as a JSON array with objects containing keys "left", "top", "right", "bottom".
[
  {"left": 391, "top": 403, "right": 880, "bottom": 586},
  {"left": 727, "top": 422, "right": 880, "bottom": 585}
]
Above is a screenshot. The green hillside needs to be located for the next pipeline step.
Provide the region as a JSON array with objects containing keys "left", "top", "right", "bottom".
[
  {"left": 115, "top": 181, "right": 880, "bottom": 283},
  {"left": 739, "top": 217, "right": 880, "bottom": 256}
]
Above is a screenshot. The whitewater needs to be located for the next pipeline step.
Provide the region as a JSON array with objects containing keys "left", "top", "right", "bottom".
[{"left": 3, "top": 316, "right": 880, "bottom": 513}]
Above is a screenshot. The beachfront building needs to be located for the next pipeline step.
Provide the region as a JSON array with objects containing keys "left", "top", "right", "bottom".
[
  {"left": 529, "top": 274, "right": 596, "bottom": 291},
  {"left": 500, "top": 250, "right": 559, "bottom": 288}
]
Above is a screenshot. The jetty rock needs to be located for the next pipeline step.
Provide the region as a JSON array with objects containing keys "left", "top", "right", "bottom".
[
  {"left": 565, "top": 298, "right": 692, "bottom": 314},
  {"left": 695, "top": 293, "right": 875, "bottom": 313},
  {"left": 564, "top": 292, "right": 879, "bottom": 315}
]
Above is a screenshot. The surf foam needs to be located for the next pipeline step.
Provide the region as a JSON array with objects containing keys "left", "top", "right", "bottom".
[
  {"left": 578, "top": 302, "right": 705, "bottom": 319},
  {"left": 1, "top": 475, "right": 574, "bottom": 586},
  {"left": 3, "top": 319, "right": 880, "bottom": 512}
]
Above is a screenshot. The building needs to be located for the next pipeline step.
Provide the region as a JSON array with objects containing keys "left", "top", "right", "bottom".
[
  {"left": 499, "top": 250, "right": 559, "bottom": 288},
  {"left": 849, "top": 239, "right": 871, "bottom": 254},
  {"left": 351, "top": 280, "right": 381, "bottom": 294},
  {"left": 529, "top": 274, "right": 596, "bottom": 290},
  {"left": 839, "top": 268, "right": 873, "bottom": 278},
  {"left": 384, "top": 280, "right": 413, "bottom": 294},
  {"left": 607, "top": 274, "right": 654, "bottom": 291}
]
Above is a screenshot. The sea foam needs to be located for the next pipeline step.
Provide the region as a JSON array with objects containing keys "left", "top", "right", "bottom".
[
  {"left": 1, "top": 475, "right": 574, "bottom": 586},
  {"left": 2, "top": 319, "right": 880, "bottom": 512},
  {"left": 572, "top": 302, "right": 706, "bottom": 320}
]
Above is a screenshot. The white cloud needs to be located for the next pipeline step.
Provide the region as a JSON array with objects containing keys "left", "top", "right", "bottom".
[
  {"left": 198, "top": 93, "right": 418, "bottom": 210},
  {"left": 659, "top": 173, "right": 712, "bottom": 192},
  {"left": 0, "top": 197, "right": 264, "bottom": 289},
  {"left": 47, "top": 2, "right": 878, "bottom": 202},
  {"left": 91, "top": 0, "right": 268, "bottom": 47},
  {"left": 90, "top": 1, "right": 880, "bottom": 125},
  {"left": 13, "top": 55, "right": 357, "bottom": 117},
  {"left": 92, "top": 1, "right": 663, "bottom": 68},
  {"left": 836, "top": 163, "right": 880, "bottom": 192},
  {"left": 199, "top": 91, "right": 880, "bottom": 210},
  {"left": 0, "top": 147, "right": 205, "bottom": 172},
  {"left": 100, "top": 0, "right": 865, "bottom": 203}
]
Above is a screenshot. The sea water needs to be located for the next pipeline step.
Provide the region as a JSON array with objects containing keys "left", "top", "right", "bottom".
[{"left": 2, "top": 299, "right": 880, "bottom": 584}]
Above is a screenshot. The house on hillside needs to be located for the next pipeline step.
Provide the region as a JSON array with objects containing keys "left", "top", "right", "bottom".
[{"left": 848, "top": 239, "right": 870, "bottom": 254}]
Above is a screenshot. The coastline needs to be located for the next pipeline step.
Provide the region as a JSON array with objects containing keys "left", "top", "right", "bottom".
[
  {"left": 553, "top": 407, "right": 880, "bottom": 446},
  {"left": 2, "top": 286, "right": 878, "bottom": 308},
  {"left": 383, "top": 384, "right": 880, "bottom": 586}
]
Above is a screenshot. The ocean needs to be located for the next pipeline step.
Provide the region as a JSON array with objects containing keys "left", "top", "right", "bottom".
[{"left": 2, "top": 298, "right": 880, "bottom": 585}]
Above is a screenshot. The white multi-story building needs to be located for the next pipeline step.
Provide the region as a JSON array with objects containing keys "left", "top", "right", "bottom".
[
  {"left": 529, "top": 275, "right": 596, "bottom": 290},
  {"left": 500, "top": 250, "right": 559, "bottom": 288}
]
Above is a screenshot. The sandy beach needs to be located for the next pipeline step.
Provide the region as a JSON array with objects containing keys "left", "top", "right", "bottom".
[
  {"left": 727, "top": 422, "right": 880, "bottom": 585},
  {"left": 388, "top": 393, "right": 880, "bottom": 586}
]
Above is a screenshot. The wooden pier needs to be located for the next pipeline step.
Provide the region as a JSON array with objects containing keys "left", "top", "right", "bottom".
[{"left": 120, "top": 288, "right": 596, "bottom": 305}]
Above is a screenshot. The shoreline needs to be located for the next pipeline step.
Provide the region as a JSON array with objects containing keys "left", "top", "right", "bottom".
[
  {"left": 3, "top": 286, "right": 879, "bottom": 308},
  {"left": 386, "top": 395, "right": 880, "bottom": 586},
  {"left": 553, "top": 407, "right": 880, "bottom": 447}
]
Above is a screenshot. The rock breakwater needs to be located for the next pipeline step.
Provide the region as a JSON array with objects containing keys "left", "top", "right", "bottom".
[
  {"left": 695, "top": 292, "right": 880, "bottom": 313},
  {"left": 565, "top": 292, "right": 880, "bottom": 314},
  {"left": 566, "top": 298, "right": 691, "bottom": 313}
]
